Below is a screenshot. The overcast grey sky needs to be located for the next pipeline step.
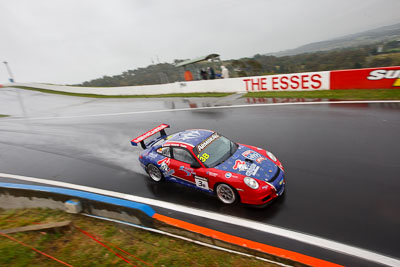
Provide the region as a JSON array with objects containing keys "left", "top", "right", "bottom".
[{"left": 1, "top": 0, "right": 399, "bottom": 84}]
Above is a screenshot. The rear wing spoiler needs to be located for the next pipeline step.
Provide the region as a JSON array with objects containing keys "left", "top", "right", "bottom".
[{"left": 131, "top": 124, "right": 170, "bottom": 149}]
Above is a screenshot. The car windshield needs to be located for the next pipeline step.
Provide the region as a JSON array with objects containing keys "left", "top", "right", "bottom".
[{"left": 195, "top": 135, "right": 238, "bottom": 168}]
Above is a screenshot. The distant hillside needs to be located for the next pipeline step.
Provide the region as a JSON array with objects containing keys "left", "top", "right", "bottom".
[
  {"left": 269, "top": 23, "right": 400, "bottom": 57},
  {"left": 77, "top": 24, "right": 400, "bottom": 87}
]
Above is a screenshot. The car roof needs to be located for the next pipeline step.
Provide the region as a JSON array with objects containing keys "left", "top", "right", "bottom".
[{"left": 164, "top": 129, "right": 215, "bottom": 148}]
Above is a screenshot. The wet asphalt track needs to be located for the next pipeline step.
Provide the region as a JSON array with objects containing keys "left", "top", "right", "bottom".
[{"left": 0, "top": 87, "right": 399, "bottom": 262}]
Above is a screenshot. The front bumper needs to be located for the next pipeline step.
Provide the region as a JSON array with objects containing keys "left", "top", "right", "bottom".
[{"left": 239, "top": 171, "right": 285, "bottom": 206}]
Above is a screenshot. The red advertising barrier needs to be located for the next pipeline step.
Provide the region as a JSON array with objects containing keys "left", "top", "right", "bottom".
[
  {"left": 240, "top": 66, "right": 399, "bottom": 92},
  {"left": 330, "top": 66, "right": 400, "bottom": 90}
]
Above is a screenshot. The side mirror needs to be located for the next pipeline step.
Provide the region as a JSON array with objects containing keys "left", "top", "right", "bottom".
[{"left": 191, "top": 161, "right": 201, "bottom": 169}]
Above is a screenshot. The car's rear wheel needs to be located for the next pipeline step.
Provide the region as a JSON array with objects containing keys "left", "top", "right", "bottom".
[
  {"left": 215, "top": 183, "right": 238, "bottom": 204},
  {"left": 146, "top": 164, "right": 164, "bottom": 182}
]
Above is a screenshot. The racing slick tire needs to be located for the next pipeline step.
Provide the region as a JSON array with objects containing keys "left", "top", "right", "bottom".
[
  {"left": 146, "top": 164, "right": 165, "bottom": 182},
  {"left": 215, "top": 183, "right": 239, "bottom": 205}
]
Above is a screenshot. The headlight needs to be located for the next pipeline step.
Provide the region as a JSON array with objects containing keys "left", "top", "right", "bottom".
[
  {"left": 267, "top": 151, "right": 277, "bottom": 161},
  {"left": 244, "top": 177, "right": 259, "bottom": 189}
]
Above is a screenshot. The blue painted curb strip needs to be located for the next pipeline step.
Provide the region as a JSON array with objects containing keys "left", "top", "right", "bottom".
[{"left": 0, "top": 182, "right": 156, "bottom": 217}]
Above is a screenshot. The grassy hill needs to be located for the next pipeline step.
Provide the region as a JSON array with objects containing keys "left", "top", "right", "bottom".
[{"left": 269, "top": 23, "right": 400, "bottom": 57}]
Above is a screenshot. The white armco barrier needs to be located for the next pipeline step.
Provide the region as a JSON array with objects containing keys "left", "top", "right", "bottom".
[{"left": 5, "top": 70, "right": 331, "bottom": 96}]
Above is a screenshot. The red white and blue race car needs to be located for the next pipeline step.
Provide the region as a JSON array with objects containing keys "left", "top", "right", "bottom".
[{"left": 131, "top": 124, "right": 285, "bottom": 207}]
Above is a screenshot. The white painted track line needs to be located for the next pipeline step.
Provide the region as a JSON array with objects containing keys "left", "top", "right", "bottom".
[
  {"left": 1, "top": 172, "right": 399, "bottom": 267},
  {"left": 1, "top": 100, "right": 400, "bottom": 121}
]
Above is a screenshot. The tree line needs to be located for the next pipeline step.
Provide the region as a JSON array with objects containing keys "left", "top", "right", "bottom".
[{"left": 76, "top": 41, "right": 400, "bottom": 87}]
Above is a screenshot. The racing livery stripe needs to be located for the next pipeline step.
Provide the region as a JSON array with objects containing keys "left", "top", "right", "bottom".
[
  {"left": 170, "top": 175, "right": 213, "bottom": 191},
  {"left": 187, "top": 128, "right": 214, "bottom": 133},
  {"left": 163, "top": 141, "right": 195, "bottom": 148},
  {"left": 153, "top": 213, "right": 342, "bottom": 267},
  {"left": 171, "top": 175, "right": 196, "bottom": 184}
]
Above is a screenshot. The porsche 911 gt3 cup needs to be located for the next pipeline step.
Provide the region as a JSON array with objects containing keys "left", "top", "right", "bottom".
[{"left": 131, "top": 124, "right": 285, "bottom": 207}]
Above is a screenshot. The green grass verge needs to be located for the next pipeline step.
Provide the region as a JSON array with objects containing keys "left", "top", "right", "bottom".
[
  {"left": 0, "top": 208, "right": 272, "bottom": 266},
  {"left": 11, "top": 85, "right": 400, "bottom": 100},
  {"left": 244, "top": 89, "right": 400, "bottom": 100},
  {"left": 11, "top": 86, "right": 232, "bottom": 98},
  {"left": 0, "top": 114, "right": 9, "bottom": 118}
]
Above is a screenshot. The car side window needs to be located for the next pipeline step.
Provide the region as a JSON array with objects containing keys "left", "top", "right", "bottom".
[
  {"left": 172, "top": 148, "right": 196, "bottom": 165},
  {"left": 161, "top": 147, "right": 171, "bottom": 157}
]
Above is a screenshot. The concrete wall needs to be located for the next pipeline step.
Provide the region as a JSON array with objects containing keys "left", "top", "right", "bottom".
[
  {"left": 5, "top": 70, "right": 331, "bottom": 96},
  {"left": 8, "top": 79, "right": 241, "bottom": 95},
  {"left": 5, "top": 66, "right": 398, "bottom": 96},
  {"left": 0, "top": 183, "right": 154, "bottom": 227}
]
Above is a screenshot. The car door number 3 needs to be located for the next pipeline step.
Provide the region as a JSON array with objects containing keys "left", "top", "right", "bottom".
[{"left": 195, "top": 177, "right": 209, "bottom": 190}]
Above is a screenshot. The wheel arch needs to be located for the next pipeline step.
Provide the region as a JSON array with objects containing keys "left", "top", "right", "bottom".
[
  {"left": 146, "top": 163, "right": 165, "bottom": 182},
  {"left": 213, "top": 182, "right": 241, "bottom": 203}
]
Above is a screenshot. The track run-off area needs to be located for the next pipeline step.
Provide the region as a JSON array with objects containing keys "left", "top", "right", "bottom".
[{"left": 0, "top": 87, "right": 399, "bottom": 266}]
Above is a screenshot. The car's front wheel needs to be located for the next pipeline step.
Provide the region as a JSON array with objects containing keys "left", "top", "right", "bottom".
[
  {"left": 215, "top": 183, "right": 238, "bottom": 204},
  {"left": 146, "top": 164, "right": 164, "bottom": 182}
]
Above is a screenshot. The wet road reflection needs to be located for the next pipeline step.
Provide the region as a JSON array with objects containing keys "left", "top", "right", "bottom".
[{"left": 0, "top": 88, "right": 399, "bottom": 258}]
